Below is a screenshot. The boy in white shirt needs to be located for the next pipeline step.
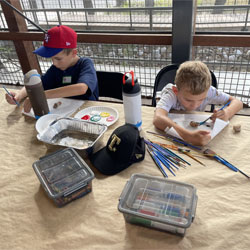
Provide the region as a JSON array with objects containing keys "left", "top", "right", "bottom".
[{"left": 153, "top": 61, "right": 243, "bottom": 146}]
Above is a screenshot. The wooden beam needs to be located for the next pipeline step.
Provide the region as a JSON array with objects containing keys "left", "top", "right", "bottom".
[
  {"left": 0, "top": 31, "right": 172, "bottom": 45},
  {"left": 77, "top": 33, "right": 172, "bottom": 45},
  {"left": 0, "top": 0, "right": 41, "bottom": 74},
  {"left": 0, "top": 32, "right": 44, "bottom": 41},
  {"left": 0, "top": 30, "right": 250, "bottom": 48},
  {"left": 193, "top": 34, "right": 250, "bottom": 47}
]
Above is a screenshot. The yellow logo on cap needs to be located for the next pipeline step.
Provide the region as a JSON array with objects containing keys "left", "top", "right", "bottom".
[
  {"left": 108, "top": 134, "right": 121, "bottom": 152},
  {"left": 135, "top": 154, "right": 143, "bottom": 159}
]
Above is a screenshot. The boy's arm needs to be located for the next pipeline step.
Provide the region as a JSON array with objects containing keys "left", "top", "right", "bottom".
[
  {"left": 44, "top": 83, "right": 88, "bottom": 99},
  {"left": 153, "top": 108, "right": 177, "bottom": 131},
  {"left": 22, "top": 83, "right": 88, "bottom": 113},
  {"left": 6, "top": 82, "right": 88, "bottom": 103},
  {"left": 211, "top": 96, "right": 243, "bottom": 121},
  {"left": 153, "top": 108, "right": 211, "bottom": 146}
]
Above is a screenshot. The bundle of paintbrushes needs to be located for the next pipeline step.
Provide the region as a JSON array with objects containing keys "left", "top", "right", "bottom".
[
  {"left": 146, "top": 131, "right": 202, "bottom": 151},
  {"left": 151, "top": 140, "right": 206, "bottom": 167},
  {"left": 146, "top": 131, "right": 206, "bottom": 166},
  {"left": 145, "top": 139, "right": 191, "bottom": 178}
]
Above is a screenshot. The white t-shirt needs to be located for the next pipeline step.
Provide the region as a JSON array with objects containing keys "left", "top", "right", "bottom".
[{"left": 156, "top": 84, "right": 230, "bottom": 112}]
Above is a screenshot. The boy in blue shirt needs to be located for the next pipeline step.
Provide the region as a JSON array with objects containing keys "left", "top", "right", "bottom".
[{"left": 5, "top": 25, "right": 98, "bottom": 112}]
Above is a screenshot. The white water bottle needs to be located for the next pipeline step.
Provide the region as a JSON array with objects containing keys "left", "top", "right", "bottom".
[
  {"left": 24, "top": 69, "right": 49, "bottom": 119},
  {"left": 122, "top": 71, "right": 142, "bottom": 130}
]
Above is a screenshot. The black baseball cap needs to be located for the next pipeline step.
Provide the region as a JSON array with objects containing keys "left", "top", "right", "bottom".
[{"left": 90, "top": 124, "right": 145, "bottom": 175}]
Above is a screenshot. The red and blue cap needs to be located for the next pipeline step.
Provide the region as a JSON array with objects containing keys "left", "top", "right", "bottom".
[{"left": 33, "top": 25, "right": 77, "bottom": 58}]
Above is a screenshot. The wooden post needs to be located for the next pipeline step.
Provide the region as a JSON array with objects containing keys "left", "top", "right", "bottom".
[{"left": 0, "top": 0, "right": 41, "bottom": 75}]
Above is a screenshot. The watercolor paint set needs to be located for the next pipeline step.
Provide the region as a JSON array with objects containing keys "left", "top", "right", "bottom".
[
  {"left": 74, "top": 106, "right": 119, "bottom": 127},
  {"left": 33, "top": 148, "right": 95, "bottom": 207},
  {"left": 118, "top": 174, "right": 197, "bottom": 236}
]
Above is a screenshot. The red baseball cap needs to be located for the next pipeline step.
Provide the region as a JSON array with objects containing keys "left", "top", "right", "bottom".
[{"left": 33, "top": 25, "right": 77, "bottom": 58}]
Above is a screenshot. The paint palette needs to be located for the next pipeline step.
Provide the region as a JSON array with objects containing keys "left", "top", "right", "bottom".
[{"left": 74, "top": 106, "right": 119, "bottom": 127}]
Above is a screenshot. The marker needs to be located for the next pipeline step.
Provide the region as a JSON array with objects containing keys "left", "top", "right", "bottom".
[{"left": 2, "top": 86, "right": 20, "bottom": 107}]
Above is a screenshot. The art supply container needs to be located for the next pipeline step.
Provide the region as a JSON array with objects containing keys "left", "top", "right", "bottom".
[
  {"left": 24, "top": 69, "right": 49, "bottom": 119},
  {"left": 33, "top": 148, "right": 95, "bottom": 207},
  {"left": 122, "top": 71, "right": 142, "bottom": 130},
  {"left": 118, "top": 174, "right": 197, "bottom": 236}
]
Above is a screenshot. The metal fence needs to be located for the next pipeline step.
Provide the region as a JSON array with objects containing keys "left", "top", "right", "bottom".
[{"left": 1, "top": 40, "right": 250, "bottom": 105}]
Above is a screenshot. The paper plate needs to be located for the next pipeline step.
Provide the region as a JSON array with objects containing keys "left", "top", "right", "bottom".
[
  {"left": 74, "top": 106, "right": 119, "bottom": 127},
  {"left": 35, "top": 114, "right": 61, "bottom": 134}
]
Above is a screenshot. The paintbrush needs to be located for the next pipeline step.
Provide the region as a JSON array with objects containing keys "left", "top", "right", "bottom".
[
  {"left": 191, "top": 100, "right": 231, "bottom": 127},
  {"left": 147, "top": 139, "right": 188, "bottom": 167},
  {"left": 2, "top": 86, "right": 20, "bottom": 107},
  {"left": 146, "top": 144, "right": 168, "bottom": 178},
  {"left": 146, "top": 131, "right": 202, "bottom": 151},
  {"left": 203, "top": 148, "right": 250, "bottom": 178},
  {"left": 151, "top": 140, "right": 206, "bottom": 166},
  {"left": 145, "top": 140, "right": 180, "bottom": 175},
  {"left": 203, "top": 148, "right": 237, "bottom": 171},
  {"left": 153, "top": 149, "right": 176, "bottom": 176},
  {"left": 178, "top": 148, "right": 206, "bottom": 166}
]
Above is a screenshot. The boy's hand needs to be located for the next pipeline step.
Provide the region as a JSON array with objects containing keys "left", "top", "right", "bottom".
[
  {"left": 23, "top": 98, "right": 32, "bottom": 113},
  {"left": 211, "top": 109, "right": 229, "bottom": 122},
  {"left": 5, "top": 91, "right": 18, "bottom": 105},
  {"left": 183, "top": 130, "right": 211, "bottom": 146}
]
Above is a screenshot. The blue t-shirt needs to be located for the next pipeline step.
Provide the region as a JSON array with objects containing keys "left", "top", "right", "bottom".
[{"left": 41, "top": 57, "right": 98, "bottom": 100}]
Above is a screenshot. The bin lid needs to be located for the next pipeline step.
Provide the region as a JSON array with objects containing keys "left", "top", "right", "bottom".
[
  {"left": 118, "top": 173, "right": 197, "bottom": 228},
  {"left": 33, "top": 148, "right": 94, "bottom": 198}
]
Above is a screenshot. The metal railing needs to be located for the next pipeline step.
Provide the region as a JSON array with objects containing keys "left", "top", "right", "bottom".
[
  {"left": 1, "top": 39, "right": 250, "bottom": 105},
  {"left": 1, "top": 1, "right": 250, "bottom": 32}
]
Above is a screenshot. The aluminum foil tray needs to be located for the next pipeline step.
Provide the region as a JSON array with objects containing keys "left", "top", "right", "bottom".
[{"left": 37, "top": 117, "right": 107, "bottom": 151}]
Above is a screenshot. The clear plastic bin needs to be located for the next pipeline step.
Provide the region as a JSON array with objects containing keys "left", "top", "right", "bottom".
[
  {"left": 33, "top": 148, "right": 95, "bottom": 207},
  {"left": 118, "top": 174, "right": 197, "bottom": 236}
]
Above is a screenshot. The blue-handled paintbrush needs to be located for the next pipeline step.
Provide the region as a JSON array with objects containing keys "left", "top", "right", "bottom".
[
  {"left": 2, "top": 86, "right": 20, "bottom": 107},
  {"left": 145, "top": 140, "right": 180, "bottom": 169},
  {"left": 193, "top": 100, "right": 231, "bottom": 126},
  {"left": 146, "top": 131, "right": 202, "bottom": 151},
  {"left": 146, "top": 145, "right": 168, "bottom": 178},
  {"left": 203, "top": 148, "right": 249, "bottom": 178}
]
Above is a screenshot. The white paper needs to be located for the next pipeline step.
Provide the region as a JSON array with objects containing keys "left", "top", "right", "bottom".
[
  {"left": 167, "top": 113, "right": 229, "bottom": 140},
  {"left": 22, "top": 98, "right": 84, "bottom": 118}
]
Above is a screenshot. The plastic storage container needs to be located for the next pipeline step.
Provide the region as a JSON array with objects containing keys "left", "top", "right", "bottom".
[
  {"left": 33, "top": 148, "right": 95, "bottom": 207},
  {"left": 118, "top": 174, "right": 197, "bottom": 236}
]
